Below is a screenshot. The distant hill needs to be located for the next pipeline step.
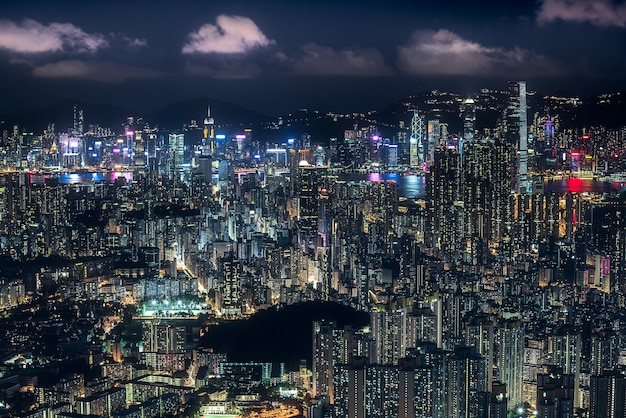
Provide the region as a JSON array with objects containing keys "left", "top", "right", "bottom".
[
  {"left": 11, "top": 98, "right": 136, "bottom": 134},
  {"left": 266, "top": 109, "right": 380, "bottom": 145},
  {"left": 5, "top": 91, "right": 626, "bottom": 140},
  {"left": 149, "top": 97, "right": 274, "bottom": 133},
  {"left": 200, "top": 301, "right": 369, "bottom": 369}
]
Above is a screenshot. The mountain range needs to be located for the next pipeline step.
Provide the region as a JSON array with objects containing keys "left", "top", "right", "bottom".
[{"left": 2, "top": 91, "right": 625, "bottom": 145}]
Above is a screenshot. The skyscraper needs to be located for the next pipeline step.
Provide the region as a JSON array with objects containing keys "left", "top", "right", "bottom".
[
  {"left": 461, "top": 98, "right": 476, "bottom": 142},
  {"left": 589, "top": 371, "right": 626, "bottom": 418},
  {"left": 496, "top": 319, "right": 524, "bottom": 408},
  {"left": 168, "top": 133, "right": 185, "bottom": 186},
  {"left": 370, "top": 306, "right": 406, "bottom": 366},
  {"left": 312, "top": 320, "right": 336, "bottom": 402},
  {"left": 550, "top": 328, "right": 582, "bottom": 408},
  {"left": 446, "top": 346, "right": 487, "bottom": 418},
  {"left": 508, "top": 81, "right": 530, "bottom": 194}
]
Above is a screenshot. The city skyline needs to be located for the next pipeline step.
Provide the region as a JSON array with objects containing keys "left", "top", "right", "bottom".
[
  {"left": 2, "top": 1, "right": 626, "bottom": 417},
  {"left": 1, "top": 0, "right": 625, "bottom": 116}
]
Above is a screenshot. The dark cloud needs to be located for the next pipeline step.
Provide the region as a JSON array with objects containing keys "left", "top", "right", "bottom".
[
  {"left": 537, "top": 0, "right": 626, "bottom": 27},
  {"left": 182, "top": 15, "right": 273, "bottom": 54},
  {"left": 183, "top": 61, "right": 263, "bottom": 79},
  {"left": 397, "top": 29, "right": 564, "bottom": 77},
  {"left": 32, "top": 60, "right": 164, "bottom": 82},
  {"left": 291, "top": 43, "right": 394, "bottom": 76}
]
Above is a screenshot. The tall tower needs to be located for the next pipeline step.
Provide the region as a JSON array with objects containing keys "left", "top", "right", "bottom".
[
  {"left": 312, "top": 320, "right": 336, "bottom": 402},
  {"left": 168, "top": 133, "right": 185, "bottom": 185},
  {"left": 461, "top": 98, "right": 476, "bottom": 142},
  {"left": 203, "top": 106, "right": 215, "bottom": 154},
  {"left": 496, "top": 319, "right": 524, "bottom": 408},
  {"left": 446, "top": 346, "right": 487, "bottom": 418},
  {"left": 427, "top": 119, "right": 441, "bottom": 164},
  {"left": 590, "top": 371, "right": 626, "bottom": 418},
  {"left": 515, "top": 81, "right": 529, "bottom": 194},
  {"left": 410, "top": 109, "right": 425, "bottom": 168},
  {"left": 550, "top": 328, "right": 582, "bottom": 408}
]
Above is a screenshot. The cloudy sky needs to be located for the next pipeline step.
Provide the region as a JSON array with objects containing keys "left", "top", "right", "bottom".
[{"left": 0, "top": 0, "right": 625, "bottom": 116}]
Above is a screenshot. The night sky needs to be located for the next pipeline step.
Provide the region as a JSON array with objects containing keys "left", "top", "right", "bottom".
[{"left": 1, "top": 0, "right": 625, "bottom": 116}]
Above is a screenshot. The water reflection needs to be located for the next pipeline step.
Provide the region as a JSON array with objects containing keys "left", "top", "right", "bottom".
[
  {"left": 340, "top": 173, "right": 623, "bottom": 199},
  {"left": 339, "top": 173, "right": 427, "bottom": 198},
  {"left": 57, "top": 171, "right": 133, "bottom": 184}
]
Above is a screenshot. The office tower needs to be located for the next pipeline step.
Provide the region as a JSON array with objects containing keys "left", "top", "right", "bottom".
[
  {"left": 297, "top": 163, "right": 326, "bottom": 241},
  {"left": 508, "top": 81, "right": 529, "bottom": 194},
  {"left": 312, "top": 320, "right": 335, "bottom": 401},
  {"left": 73, "top": 104, "right": 84, "bottom": 137},
  {"left": 427, "top": 119, "right": 441, "bottom": 163},
  {"left": 198, "top": 156, "right": 212, "bottom": 183},
  {"left": 461, "top": 98, "right": 476, "bottom": 142},
  {"left": 589, "top": 371, "right": 626, "bottom": 418},
  {"left": 203, "top": 106, "right": 215, "bottom": 153},
  {"left": 387, "top": 144, "right": 398, "bottom": 168},
  {"left": 496, "top": 319, "right": 524, "bottom": 408},
  {"left": 410, "top": 109, "right": 424, "bottom": 168},
  {"left": 446, "top": 346, "right": 487, "bottom": 418},
  {"left": 168, "top": 133, "right": 185, "bottom": 185}
]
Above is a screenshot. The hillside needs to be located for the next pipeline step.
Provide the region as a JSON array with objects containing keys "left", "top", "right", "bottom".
[{"left": 200, "top": 301, "right": 369, "bottom": 369}]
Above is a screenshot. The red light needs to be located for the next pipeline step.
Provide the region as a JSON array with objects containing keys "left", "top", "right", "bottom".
[
  {"left": 570, "top": 152, "right": 581, "bottom": 157},
  {"left": 582, "top": 135, "right": 589, "bottom": 140}
]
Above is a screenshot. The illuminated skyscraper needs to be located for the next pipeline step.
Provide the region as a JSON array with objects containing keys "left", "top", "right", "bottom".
[
  {"left": 371, "top": 307, "right": 406, "bottom": 366},
  {"left": 220, "top": 254, "right": 241, "bottom": 316},
  {"left": 590, "top": 330, "right": 619, "bottom": 375},
  {"left": 496, "top": 319, "right": 524, "bottom": 408},
  {"left": 429, "top": 145, "right": 462, "bottom": 260},
  {"left": 203, "top": 106, "right": 215, "bottom": 154},
  {"left": 446, "top": 346, "right": 487, "bottom": 418},
  {"left": 509, "top": 81, "right": 530, "bottom": 194},
  {"left": 313, "top": 320, "right": 336, "bottom": 402},
  {"left": 334, "top": 363, "right": 365, "bottom": 418},
  {"left": 297, "top": 163, "right": 326, "bottom": 241},
  {"left": 427, "top": 119, "right": 441, "bottom": 163},
  {"left": 461, "top": 139, "right": 493, "bottom": 265},
  {"left": 364, "top": 365, "right": 400, "bottom": 418},
  {"left": 461, "top": 98, "right": 476, "bottom": 142},
  {"left": 410, "top": 109, "right": 424, "bottom": 168},
  {"left": 550, "top": 328, "right": 582, "bottom": 408},
  {"left": 168, "top": 133, "right": 184, "bottom": 185},
  {"left": 465, "top": 316, "right": 494, "bottom": 392}
]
